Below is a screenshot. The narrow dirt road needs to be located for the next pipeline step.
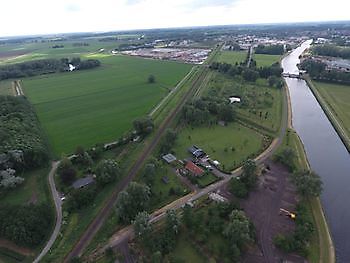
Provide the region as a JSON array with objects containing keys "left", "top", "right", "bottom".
[{"left": 33, "top": 161, "right": 61, "bottom": 263}]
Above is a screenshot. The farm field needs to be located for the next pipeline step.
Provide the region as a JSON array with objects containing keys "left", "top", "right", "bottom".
[
  {"left": 23, "top": 55, "right": 192, "bottom": 155},
  {"left": 313, "top": 81, "right": 350, "bottom": 138},
  {"left": 173, "top": 123, "right": 263, "bottom": 171},
  {"left": 216, "top": 50, "right": 247, "bottom": 64},
  {"left": 254, "top": 54, "right": 281, "bottom": 67}
]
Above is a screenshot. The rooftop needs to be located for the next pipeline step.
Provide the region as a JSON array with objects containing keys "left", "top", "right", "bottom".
[{"left": 185, "top": 161, "right": 204, "bottom": 176}]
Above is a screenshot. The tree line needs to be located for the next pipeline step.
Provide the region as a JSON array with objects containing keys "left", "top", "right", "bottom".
[
  {"left": 210, "top": 61, "right": 283, "bottom": 87},
  {"left": 0, "top": 57, "right": 101, "bottom": 81},
  {"left": 255, "top": 44, "right": 284, "bottom": 55},
  {"left": 313, "top": 44, "right": 350, "bottom": 59},
  {"left": 299, "top": 59, "right": 350, "bottom": 84}
]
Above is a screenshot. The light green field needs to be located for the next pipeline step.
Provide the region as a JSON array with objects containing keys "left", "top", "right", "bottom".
[
  {"left": 313, "top": 81, "right": 350, "bottom": 139},
  {"left": 216, "top": 50, "right": 247, "bottom": 64},
  {"left": 173, "top": 123, "right": 263, "bottom": 171},
  {"left": 0, "top": 80, "right": 14, "bottom": 95},
  {"left": 254, "top": 54, "right": 281, "bottom": 67},
  {"left": 23, "top": 55, "right": 192, "bottom": 155}
]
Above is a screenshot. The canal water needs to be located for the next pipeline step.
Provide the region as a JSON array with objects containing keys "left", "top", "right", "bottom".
[{"left": 282, "top": 40, "right": 350, "bottom": 262}]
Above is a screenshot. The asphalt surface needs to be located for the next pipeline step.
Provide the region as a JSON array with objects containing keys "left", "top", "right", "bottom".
[
  {"left": 64, "top": 67, "right": 209, "bottom": 262},
  {"left": 33, "top": 161, "right": 61, "bottom": 263}
]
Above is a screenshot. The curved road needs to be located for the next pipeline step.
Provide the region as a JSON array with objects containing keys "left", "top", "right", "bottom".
[{"left": 33, "top": 161, "right": 61, "bottom": 263}]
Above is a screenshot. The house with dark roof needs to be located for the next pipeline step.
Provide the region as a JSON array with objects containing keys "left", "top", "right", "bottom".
[
  {"left": 188, "top": 145, "right": 206, "bottom": 159},
  {"left": 72, "top": 175, "right": 95, "bottom": 189},
  {"left": 185, "top": 161, "right": 204, "bottom": 177}
]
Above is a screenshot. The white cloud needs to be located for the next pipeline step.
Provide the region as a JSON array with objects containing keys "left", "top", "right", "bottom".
[{"left": 0, "top": 0, "right": 348, "bottom": 37}]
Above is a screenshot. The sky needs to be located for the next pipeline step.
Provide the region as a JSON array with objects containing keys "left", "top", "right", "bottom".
[{"left": 0, "top": 0, "right": 349, "bottom": 37}]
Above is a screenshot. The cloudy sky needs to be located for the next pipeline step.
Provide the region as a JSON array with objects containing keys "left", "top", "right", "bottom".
[{"left": 0, "top": 0, "right": 349, "bottom": 37}]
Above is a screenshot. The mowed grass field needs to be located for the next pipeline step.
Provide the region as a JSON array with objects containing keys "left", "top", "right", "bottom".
[
  {"left": 313, "top": 81, "right": 350, "bottom": 138},
  {"left": 254, "top": 54, "right": 281, "bottom": 67},
  {"left": 23, "top": 55, "right": 192, "bottom": 155},
  {"left": 216, "top": 50, "right": 247, "bottom": 64},
  {"left": 173, "top": 123, "right": 263, "bottom": 171}
]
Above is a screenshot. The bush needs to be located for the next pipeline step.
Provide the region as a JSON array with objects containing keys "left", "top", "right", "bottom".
[{"left": 230, "top": 178, "right": 248, "bottom": 198}]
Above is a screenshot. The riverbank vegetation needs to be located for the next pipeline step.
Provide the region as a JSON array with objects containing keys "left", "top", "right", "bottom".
[{"left": 312, "top": 44, "right": 350, "bottom": 59}]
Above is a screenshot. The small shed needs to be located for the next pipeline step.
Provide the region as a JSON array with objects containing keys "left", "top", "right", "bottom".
[
  {"left": 162, "top": 153, "right": 177, "bottom": 164},
  {"left": 72, "top": 176, "right": 95, "bottom": 189},
  {"left": 185, "top": 161, "right": 204, "bottom": 177},
  {"left": 229, "top": 96, "right": 241, "bottom": 103}
]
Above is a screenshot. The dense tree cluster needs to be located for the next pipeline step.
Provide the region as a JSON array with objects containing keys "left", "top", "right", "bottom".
[
  {"left": 0, "top": 57, "right": 100, "bottom": 81},
  {"left": 274, "top": 147, "right": 297, "bottom": 171},
  {"left": 57, "top": 158, "right": 77, "bottom": 186},
  {"left": 292, "top": 170, "right": 323, "bottom": 197},
  {"left": 95, "top": 159, "right": 121, "bottom": 186},
  {"left": 230, "top": 159, "right": 258, "bottom": 198},
  {"left": 133, "top": 117, "right": 154, "bottom": 136},
  {"left": 299, "top": 58, "right": 350, "bottom": 84},
  {"left": 182, "top": 96, "right": 236, "bottom": 126},
  {"left": 66, "top": 186, "right": 97, "bottom": 212},
  {"left": 159, "top": 129, "right": 177, "bottom": 154},
  {"left": 0, "top": 96, "right": 48, "bottom": 171},
  {"left": 0, "top": 204, "right": 53, "bottom": 247},
  {"left": 313, "top": 44, "right": 350, "bottom": 59},
  {"left": 255, "top": 44, "right": 284, "bottom": 55},
  {"left": 116, "top": 182, "right": 151, "bottom": 223},
  {"left": 0, "top": 168, "right": 24, "bottom": 189},
  {"left": 210, "top": 61, "right": 283, "bottom": 83}
]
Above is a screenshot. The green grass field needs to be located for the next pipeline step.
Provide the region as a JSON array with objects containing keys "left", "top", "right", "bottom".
[
  {"left": 254, "top": 54, "right": 281, "bottom": 67},
  {"left": 313, "top": 81, "right": 350, "bottom": 139},
  {"left": 173, "top": 123, "right": 263, "bottom": 171},
  {"left": 216, "top": 50, "right": 247, "bottom": 64},
  {"left": 23, "top": 55, "right": 192, "bottom": 155}
]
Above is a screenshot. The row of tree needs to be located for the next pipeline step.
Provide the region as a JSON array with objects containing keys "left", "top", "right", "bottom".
[
  {"left": 210, "top": 61, "right": 283, "bottom": 85},
  {"left": 313, "top": 44, "right": 350, "bottom": 59},
  {"left": 0, "top": 57, "right": 100, "bottom": 81},
  {"left": 299, "top": 59, "right": 350, "bottom": 84},
  {"left": 255, "top": 44, "right": 284, "bottom": 55}
]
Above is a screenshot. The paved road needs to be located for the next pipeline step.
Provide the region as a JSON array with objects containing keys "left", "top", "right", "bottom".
[
  {"left": 33, "top": 161, "right": 61, "bottom": 263},
  {"left": 64, "top": 67, "right": 208, "bottom": 262},
  {"left": 88, "top": 81, "right": 289, "bottom": 262}
]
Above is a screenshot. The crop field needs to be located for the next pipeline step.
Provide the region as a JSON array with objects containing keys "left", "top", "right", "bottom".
[
  {"left": 23, "top": 55, "right": 192, "bottom": 155},
  {"left": 254, "top": 54, "right": 281, "bottom": 67},
  {"left": 313, "top": 81, "right": 350, "bottom": 138},
  {"left": 173, "top": 123, "right": 263, "bottom": 171},
  {"left": 216, "top": 50, "right": 247, "bottom": 64}
]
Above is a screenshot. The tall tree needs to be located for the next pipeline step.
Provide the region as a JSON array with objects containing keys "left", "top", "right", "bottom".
[
  {"left": 292, "top": 170, "right": 323, "bottom": 197},
  {"left": 95, "top": 159, "right": 120, "bottom": 185}
]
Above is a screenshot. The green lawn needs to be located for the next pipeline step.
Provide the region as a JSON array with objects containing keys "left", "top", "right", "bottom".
[
  {"left": 313, "top": 81, "right": 350, "bottom": 139},
  {"left": 0, "top": 80, "right": 14, "bottom": 95},
  {"left": 23, "top": 55, "right": 192, "bottom": 155},
  {"left": 173, "top": 123, "right": 263, "bottom": 171},
  {"left": 216, "top": 50, "right": 247, "bottom": 64},
  {"left": 254, "top": 54, "right": 281, "bottom": 67}
]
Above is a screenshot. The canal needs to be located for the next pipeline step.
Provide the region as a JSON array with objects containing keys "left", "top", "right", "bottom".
[{"left": 282, "top": 40, "right": 350, "bottom": 262}]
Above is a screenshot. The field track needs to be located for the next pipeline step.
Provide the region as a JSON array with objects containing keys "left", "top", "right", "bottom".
[{"left": 64, "top": 66, "right": 208, "bottom": 261}]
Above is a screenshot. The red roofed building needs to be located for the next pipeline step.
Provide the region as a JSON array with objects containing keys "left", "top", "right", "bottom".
[{"left": 185, "top": 161, "right": 204, "bottom": 177}]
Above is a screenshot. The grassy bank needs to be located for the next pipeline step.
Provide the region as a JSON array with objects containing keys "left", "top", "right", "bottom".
[{"left": 305, "top": 77, "right": 350, "bottom": 152}]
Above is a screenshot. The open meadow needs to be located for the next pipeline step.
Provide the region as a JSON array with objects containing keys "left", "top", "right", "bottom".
[
  {"left": 173, "top": 123, "right": 263, "bottom": 171},
  {"left": 23, "top": 55, "right": 192, "bottom": 155},
  {"left": 254, "top": 54, "right": 281, "bottom": 67},
  {"left": 216, "top": 50, "right": 247, "bottom": 64},
  {"left": 313, "top": 81, "right": 350, "bottom": 138}
]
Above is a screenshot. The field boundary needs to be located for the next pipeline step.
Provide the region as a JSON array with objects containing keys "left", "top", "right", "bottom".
[{"left": 305, "top": 76, "right": 350, "bottom": 152}]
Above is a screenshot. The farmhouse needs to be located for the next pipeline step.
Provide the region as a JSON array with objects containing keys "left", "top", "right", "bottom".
[
  {"left": 72, "top": 175, "right": 95, "bottom": 189},
  {"left": 188, "top": 145, "right": 206, "bottom": 159},
  {"left": 185, "top": 161, "right": 204, "bottom": 176}
]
